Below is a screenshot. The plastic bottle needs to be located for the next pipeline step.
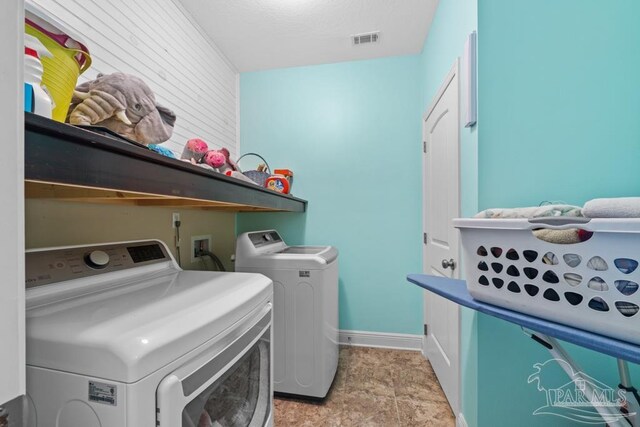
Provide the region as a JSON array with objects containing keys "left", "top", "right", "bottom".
[{"left": 24, "top": 34, "right": 53, "bottom": 118}]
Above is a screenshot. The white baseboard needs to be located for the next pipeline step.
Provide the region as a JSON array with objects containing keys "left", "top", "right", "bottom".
[
  {"left": 338, "top": 330, "right": 423, "bottom": 351},
  {"left": 457, "top": 413, "right": 468, "bottom": 427}
]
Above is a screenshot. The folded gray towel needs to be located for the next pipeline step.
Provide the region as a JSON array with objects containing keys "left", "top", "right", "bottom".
[
  {"left": 533, "top": 228, "right": 581, "bottom": 244},
  {"left": 583, "top": 197, "right": 640, "bottom": 218}
]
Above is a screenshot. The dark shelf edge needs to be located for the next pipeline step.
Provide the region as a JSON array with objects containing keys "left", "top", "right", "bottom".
[{"left": 25, "top": 113, "right": 307, "bottom": 212}]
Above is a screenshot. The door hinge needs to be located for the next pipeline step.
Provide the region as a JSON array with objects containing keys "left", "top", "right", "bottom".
[
  {"left": 424, "top": 324, "right": 429, "bottom": 335},
  {"left": 423, "top": 141, "right": 427, "bottom": 153},
  {"left": 423, "top": 232, "right": 427, "bottom": 244}
]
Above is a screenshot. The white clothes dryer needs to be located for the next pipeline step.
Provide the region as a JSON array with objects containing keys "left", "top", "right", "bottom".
[
  {"left": 25, "top": 240, "right": 273, "bottom": 427},
  {"left": 235, "top": 230, "right": 338, "bottom": 399}
]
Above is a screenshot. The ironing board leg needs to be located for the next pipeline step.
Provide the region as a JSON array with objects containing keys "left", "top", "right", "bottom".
[
  {"left": 617, "top": 359, "right": 640, "bottom": 427},
  {"left": 529, "top": 332, "right": 634, "bottom": 427}
]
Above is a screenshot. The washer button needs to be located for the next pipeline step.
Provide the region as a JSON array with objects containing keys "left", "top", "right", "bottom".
[{"left": 85, "top": 250, "right": 110, "bottom": 269}]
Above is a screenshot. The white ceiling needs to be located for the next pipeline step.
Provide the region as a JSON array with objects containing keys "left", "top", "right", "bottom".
[{"left": 179, "top": 0, "right": 439, "bottom": 72}]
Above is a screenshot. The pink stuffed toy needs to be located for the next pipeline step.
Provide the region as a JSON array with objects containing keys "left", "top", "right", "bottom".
[
  {"left": 181, "top": 138, "right": 209, "bottom": 163},
  {"left": 202, "top": 148, "right": 238, "bottom": 174}
]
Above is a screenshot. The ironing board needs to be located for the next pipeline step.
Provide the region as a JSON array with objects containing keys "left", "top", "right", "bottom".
[{"left": 408, "top": 274, "right": 640, "bottom": 426}]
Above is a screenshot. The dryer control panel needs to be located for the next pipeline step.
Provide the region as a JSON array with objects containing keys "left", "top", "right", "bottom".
[{"left": 26, "top": 240, "right": 171, "bottom": 288}]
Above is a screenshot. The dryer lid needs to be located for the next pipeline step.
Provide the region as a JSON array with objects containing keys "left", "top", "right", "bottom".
[
  {"left": 236, "top": 246, "right": 338, "bottom": 270},
  {"left": 26, "top": 269, "right": 272, "bottom": 383},
  {"left": 278, "top": 246, "right": 327, "bottom": 255},
  {"left": 277, "top": 246, "right": 338, "bottom": 264}
]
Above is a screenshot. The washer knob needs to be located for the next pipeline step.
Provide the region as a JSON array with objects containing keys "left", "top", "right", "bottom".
[{"left": 85, "top": 250, "right": 110, "bottom": 269}]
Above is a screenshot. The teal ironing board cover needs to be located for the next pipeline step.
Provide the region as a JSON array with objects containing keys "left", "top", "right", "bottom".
[{"left": 407, "top": 274, "right": 640, "bottom": 364}]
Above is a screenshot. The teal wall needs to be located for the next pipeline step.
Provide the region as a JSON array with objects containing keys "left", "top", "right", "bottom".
[
  {"left": 237, "top": 56, "right": 424, "bottom": 334},
  {"left": 419, "top": 0, "right": 478, "bottom": 424},
  {"left": 477, "top": 0, "right": 640, "bottom": 426},
  {"left": 237, "top": 1, "right": 640, "bottom": 425},
  {"left": 479, "top": 0, "right": 640, "bottom": 208}
]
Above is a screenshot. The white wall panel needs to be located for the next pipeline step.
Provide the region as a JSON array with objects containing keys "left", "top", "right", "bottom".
[
  {"left": 0, "top": 0, "right": 25, "bottom": 404},
  {"left": 30, "top": 0, "right": 238, "bottom": 157}
]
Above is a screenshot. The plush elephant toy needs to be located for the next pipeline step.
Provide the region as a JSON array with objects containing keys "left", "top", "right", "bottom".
[{"left": 67, "top": 72, "right": 176, "bottom": 145}]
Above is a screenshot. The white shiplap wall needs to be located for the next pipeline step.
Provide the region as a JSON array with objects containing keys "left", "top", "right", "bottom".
[{"left": 30, "top": 0, "right": 238, "bottom": 157}]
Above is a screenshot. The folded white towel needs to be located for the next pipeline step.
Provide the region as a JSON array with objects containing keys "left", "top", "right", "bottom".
[
  {"left": 475, "top": 204, "right": 582, "bottom": 219},
  {"left": 583, "top": 197, "right": 640, "bottom": 218}
]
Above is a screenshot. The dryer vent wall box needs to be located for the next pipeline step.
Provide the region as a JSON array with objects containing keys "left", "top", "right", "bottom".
[
  {"left": 24, "top": 240, "right": 274, "bottom": 426},
  {"left": 191, "top": 234, "right": 212, "bottom": 262},
  {"left": 236, "top": 230, "right": 339, "bottom": 399}
]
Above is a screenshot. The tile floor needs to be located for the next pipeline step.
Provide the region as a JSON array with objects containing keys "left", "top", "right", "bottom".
[{"left": 274, "top": 346, "right": 455, "bottom": 426}]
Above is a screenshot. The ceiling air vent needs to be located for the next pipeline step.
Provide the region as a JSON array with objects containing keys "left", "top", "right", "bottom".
[{"left": 352, "top": 31, "right": 380, "bottom": 46}]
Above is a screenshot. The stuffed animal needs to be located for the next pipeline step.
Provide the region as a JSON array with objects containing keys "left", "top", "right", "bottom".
[
  {"left": 67, "top": 72, "right": 176, "bottom": 145},
  {"left": 181, "top": 138, "right": 209, "bottom": 163},
  {"left": 148, "top": 144, "right": 176, "bottom": 159},
  {"left": 177, "top": 139, "right": 246, "bottom": 181},
  {"left": 202, "top": 148, "right": 238, "bottom": 174}
]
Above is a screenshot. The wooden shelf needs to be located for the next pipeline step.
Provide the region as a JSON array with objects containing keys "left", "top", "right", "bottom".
[{"left": 25, "top": 113, "right": 307, "bottom": 212}]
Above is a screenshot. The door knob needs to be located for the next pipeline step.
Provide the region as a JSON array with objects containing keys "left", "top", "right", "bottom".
[{"left": 441, "top": 258, "right": 456, "bottom": 270}]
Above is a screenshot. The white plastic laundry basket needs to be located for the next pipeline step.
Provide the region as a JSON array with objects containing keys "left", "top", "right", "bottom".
[{"left": 454, "top": 217, "right": 640, "bottom": 345}]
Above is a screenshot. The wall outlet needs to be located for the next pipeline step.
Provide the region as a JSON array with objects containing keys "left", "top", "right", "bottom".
[
  {"left": 191, "top": 234, "right": 212, "bottom": 263},
  {"left": 172, "top": 212, "right": 180, "bottom": 228}
]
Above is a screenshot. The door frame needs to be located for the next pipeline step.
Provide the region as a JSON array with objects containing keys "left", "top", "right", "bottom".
[
  {"left": 421, "top": 58, "right": 462, "bottom": 414},
  {"left": 0, "top": 0, "right": 25, "bottom": 408}
]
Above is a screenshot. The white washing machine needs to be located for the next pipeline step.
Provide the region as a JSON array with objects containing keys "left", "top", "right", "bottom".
[
  {"left": 25, "top": 239, "right": 273, "bottom": 427},
  {"left": 235, "top": 230, "right": 338, "bottom": 399}
]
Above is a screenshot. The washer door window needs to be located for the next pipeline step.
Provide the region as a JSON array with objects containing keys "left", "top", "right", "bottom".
[
  {"left": 156, "top": 308, "right": 272, "bottom": 427},
  {"left": 182, "top": 332, "right": 270, "bottom": 427}
]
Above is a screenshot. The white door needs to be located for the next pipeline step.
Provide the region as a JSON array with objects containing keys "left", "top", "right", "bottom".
[{"left": 422, "top": 60, "right": 460, "bottom": 415}]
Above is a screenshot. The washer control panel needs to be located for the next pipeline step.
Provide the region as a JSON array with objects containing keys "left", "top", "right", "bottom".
[
  {"left": 248, "top": 231, "right": 283, "bottom": 248},
  {"left": 26, "top": 241, "right": 170, "bottom": 288},
  {"left": 85, "top": 250, "right": 110, "bottom": 269}
]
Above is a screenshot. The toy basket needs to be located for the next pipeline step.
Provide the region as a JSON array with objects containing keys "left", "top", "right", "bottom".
[
  {"left": 454, "top": 217, "right": 640, "bottom": 345},
  {"left": 237, "top": 153, "right": 271, "bottom": 187},
  {"left": 25, "top": 3, "right": 92, "bottom": 122}
]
